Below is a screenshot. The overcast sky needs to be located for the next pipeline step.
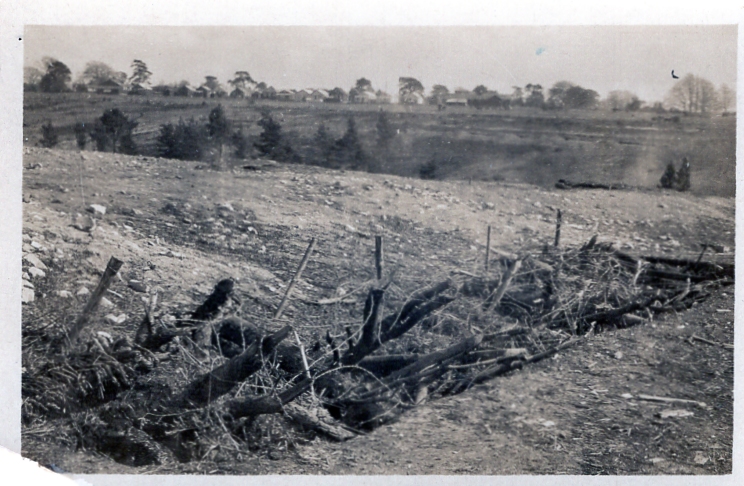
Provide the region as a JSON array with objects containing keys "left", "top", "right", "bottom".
[{"left": 24, "top": 25, "right": 736, "bottom": 102}]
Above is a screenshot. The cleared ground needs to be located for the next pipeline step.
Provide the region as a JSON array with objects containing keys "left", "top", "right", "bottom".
[{"left": 20, "top": 146, "right": 734, "bottom": 474}]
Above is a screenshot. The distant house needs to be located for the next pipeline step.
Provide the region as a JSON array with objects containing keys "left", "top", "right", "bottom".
[
  {"left": 375, "top": 90, "right": 392, "bottom": 104},
  {"left": 173, "top": 85, "right": 195, "bottom": 97},
  {"left": 444, "top": 98, "right": 468, "bottom": 106},
  {"left": 277, "top": 89, "right": 296, "bottom": 101},
  {"left": 400, "top": 92, "right": 425, "bottom": 105},
  {"left": 351, "top": 90, "right": 376, "bottom": 104},
  {"left": 128, "top": 83, "right": 151, "bottom": 96},
  {"left": 295, "top": 89, "right": 312, "bottom": 102},
  {"left": 195, "top": 86, "right": 213, "bottom": 98},
  {"left": 89, "top": 79, "right": 122, "bottom": 95},
  {"left": 468, "top": 90, "right": 510, "bottom": 110},
  {"left": 326, "top": 88, "right": 348, "bottom": 103},
  {"left": 252, "top": 86, "right": 277, "bottom": 100},
  {"left": 230, "top": 87, "right": 247, "bottom": 98},
  {"left": 310, "top": 89, "right": 329, "bottom": 102}
]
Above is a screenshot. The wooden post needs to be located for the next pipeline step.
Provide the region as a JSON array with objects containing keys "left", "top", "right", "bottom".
[
  {"left": 485, "top": 225, "right": 491, "bottom": 273},
  {"left": 375, "top": 235, "right": 384, "bottom": 281},
  {"left": 68, "top": 256, "right": 124, "bottom": 343},
  {"left": 554, "top": 209, "right": 562, "bottom": 248},
  {"left": 485, "top": 258, "right": 522, "bottom": 313},
  {"left": 274, "top": 238, "right": 316, "bottom": 320}
]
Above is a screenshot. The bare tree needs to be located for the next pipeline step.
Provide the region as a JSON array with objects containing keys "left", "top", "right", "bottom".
[
  {"left": 667, "top": 74, "right": 718, "bottom": 114},
  {"left": 81, "top": 61, "right": 118, "bottom": 85},
  {"left": 719, "top": 83, "right": 734, "bottom": 114}
]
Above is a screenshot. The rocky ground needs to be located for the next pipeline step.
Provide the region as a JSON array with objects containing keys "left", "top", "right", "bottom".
[{"left": 20, "top": 147, "right": 734, "bottom": 475}]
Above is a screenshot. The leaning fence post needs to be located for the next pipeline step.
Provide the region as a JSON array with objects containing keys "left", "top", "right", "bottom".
[
  {"left": 485, "top": 225, "right": 492, "bottom": 273},
  {"left": 554, "top": 209, "right": 562, "bottom": 248},
  {"left": 68, "top": 256, "right": 124, "bottom": 343},
  {"left": 375, "top": 235, "right": 384, "bottom": 281},
  {"left": 274, "top": 238, "right": 316, "bottom": 320}
]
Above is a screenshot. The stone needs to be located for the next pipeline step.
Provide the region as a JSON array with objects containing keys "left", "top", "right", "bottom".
[
  {"left": 104, "top": 314, "right": 128, "bottom": 325},
  {"left": 55, "top": 290, "right": 73, "bottom": 299},
  {"left": 100, "top": 297, "right": 114, "bottom": 308},
  {"left": 28, "top": 267, "right": 46, "bottom": 279},
  {"left": 22, "top": 279, "right": 34, "bottom": 289},
  {"left": 21, "top": 288, "right": 35, "bottom": 304},
  {"left": 72, "top": 213, "right": 96, "bottom": 232},
  {"left": 87, "top": 204, "right": 107, "bottom": 215},
  {"left": 23, "top": 254, "right": 48, "bottom": 271},
  {"left": 76, "top": 287, "right": 90, "bottom": 297}
]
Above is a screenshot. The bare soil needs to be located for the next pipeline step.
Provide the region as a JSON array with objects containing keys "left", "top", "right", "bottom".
[{"left": 20, "top": 146, "right": 734, "bottom": 475}]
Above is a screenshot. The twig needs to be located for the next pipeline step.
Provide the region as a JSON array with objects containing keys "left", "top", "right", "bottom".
[
  {"left": 484, "top": 258, "right": 522, "bottom": 313},
  {"left": 293, "top": 330, "right": 312, "bottom": 380},
  {"left": 689, "top": 334, "right": 734, "bottom": 351},
  {"left": 274, "top": 238, "right": 316, "bottom": 319},
  {"left": 636, "top": 394, "right": 707, "bottom": 409}
]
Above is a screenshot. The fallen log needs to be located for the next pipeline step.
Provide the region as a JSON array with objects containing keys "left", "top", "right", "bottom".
[
  {"left": 356, "top": 354, "right": 419, "bottom": 377},
  {"left": 555, "top": 179, "right": 629, "bottom": 190},
  {"left": 284, "top": 403, "right": 356, "bottom": 441},
  {"left": 176, "top": 325, "right": 291, "bottom": 407},
  {"left": 449, "top": 336, "right": 583, "bottom": 394}
]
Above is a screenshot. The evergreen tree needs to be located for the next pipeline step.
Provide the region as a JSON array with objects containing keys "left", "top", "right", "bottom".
[
  {"left": 231, "top": 129, "right": 249, "bottom": 159},
  {"left": 89, "top": 108, "right": 138, "bottom": 154},
  {"left": 334, "top": 117, "right": 367, "bottom": 170},
  {"left": 675, "top": 158, "right": 691, "bottom": 192},
  {"left": 659, "top": 162, "right": 676, "bottom": 189},
  {"left": 39, "top": 121, "right": 58, "bottom": 148},
  {"left": 73, "top": 122, "right": 87, "bottom": 150},
  {"left": 312, "top": 122, "right": 334, "bottom": 166},
  {"left": 375, "top": 110, "right": 396, "bottom": 148},
  {"left": 207, "top": 104, "right": 231, "bottom": 168},
  {"left": 254, "top": 111, "right": 298, "bottom": 162}
]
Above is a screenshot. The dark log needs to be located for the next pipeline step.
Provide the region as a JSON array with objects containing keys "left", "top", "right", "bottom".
[
  {"left": 357, "top": 354, "right": 419, "bottom": 377},
  {"left": 284, "top": 403, "right": 356, "bottom": 441},
  {"left": 482, "top": 327, "right": 530, "bottom": 342},
  {"left": 343, "top": 289, "right": 385, "bottom": 364},
  {"left": 554, "top": 209, "right": 562, "bottom": 248},
  {"left": 177, "top": 325, "right": 291, "bottom": 407},
  {"left": 68, "top": 256, "right": 124, "bottom": 343},
  {"left": 555, "top": 179, "right": 629, "bottom": 190},
  {"left": 484, "top": 259, "right": 522, "bottom": 313},
  {"left": 189, "top": 279, "right": 234, "bottom": 322},
  {"left": 383, "top": 334, "right": 483, "bottom": 384}
]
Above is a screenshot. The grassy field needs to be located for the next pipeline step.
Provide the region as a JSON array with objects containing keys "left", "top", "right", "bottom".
[{"left": 23, "top": 92, "right": 735, "bottom": 197}]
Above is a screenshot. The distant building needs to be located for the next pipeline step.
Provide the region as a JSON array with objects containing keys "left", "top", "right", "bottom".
[
  {"left": 326, "top": 88, "right": 348, "bottom": 103},
  {"left": 229, "top": 87, "right": 247, "bottom": 98},
  {"left": 310, "top": 89, "right": 329, "bottom": 102},
  {"left": 444, "top": 98, "right": 468, "bottom": 106},
  {"left": 252, "top": 86, "right": 277, "bottom": 99},
  {"left": 89, "top": 79, "right": 122, "bottom": 95},
  {"left": 195, "top": 86, "right": 213, "bottom": 98},
  {"left": 128, "top": 83, "right": 151, "bottom": 96},
  {"left": 277, "top": 89, "right": 296, "bottom": 101},
  {"left": 375, "top": 90, "right": 392, "bottom": 104},
  {"left": 400, "top": 92, "right": 425, "bottom": 105},
  {"left": 173, "top": 85, "right": 195, "bottom": 97},
  {"left": 295, "top": 89, "right": 312, "bottom": 102},
  {"left": 351, "top": 90, "right": 376, "bottom": 104}
]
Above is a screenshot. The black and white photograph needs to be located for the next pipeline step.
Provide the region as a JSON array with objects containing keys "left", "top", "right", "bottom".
[{"left": 2, "top": 1, "right": 741, "bottom": 482}]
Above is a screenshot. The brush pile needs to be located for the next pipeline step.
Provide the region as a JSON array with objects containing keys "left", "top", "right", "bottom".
[{"left": 22, "top": 236, "right": 733, "bottom": 468}]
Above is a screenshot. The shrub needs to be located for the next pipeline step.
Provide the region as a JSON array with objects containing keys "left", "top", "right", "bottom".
[
  {"left": 419, "top": 159, "right": 438, "bottom": 180},
  {"left": 376, "top": 111, "right": 396, "bottom": 148},
  {"left": 333, "top": 117, "right": 367, "bottom": 170},
  {"left": 676, "top": 158, "right": 691, "bottom": 191},
  {"left": 89, "top": 108, "right": 138, "bottom": 154},
  {"left": 659, "top": 162, "right": 676, "bottom": 189},
  {"left": 309, "top": 122, "right": 335, "bottom": 167},
  {"left": 39, "top": 121, "right": 58, "bottom": 148},
  {"left": 231, "top": 130, "right": 249, "bottom": 159},
  {"left": 73, "top": 122, "right": 87, "bottom": 150},
  {"left": 156, "top": 118, "right": 206, "bottom": 161},
  {"left": 254, "top": 111, "right": 298, "bottom": 163}
]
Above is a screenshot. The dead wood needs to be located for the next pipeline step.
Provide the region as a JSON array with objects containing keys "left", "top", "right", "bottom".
[
  {"left": 189, "top": 279, "right": 234, "bottom": 322},
  {"left": 689, "top": 334, "right": 734, "bottom": 351},
  {"left": 177, "top": 325, "right": 291, "bottom": 407},
  {"left": 357, "top": 354, "right": 419, "bottom": 377},
  {"left": 68, "top": 256, "right": 124, "bottom": 343},
  {"left": 484, "top": 259, "right": 522, "bottom": 313},
  {"left": 555, "top": 179, "right": 629, "bottom": 190},
  {"left": 636, "top": 394, "right": 707, "bottom": 409},
  {"left": 274, "top": 238, "right": 316, "bottom": 319},
  {"left": 342, "top": 288, "right": 385, "bottom": 364},
  {"left": 283, "top": 403, "right": 356, "bottom": 441}
]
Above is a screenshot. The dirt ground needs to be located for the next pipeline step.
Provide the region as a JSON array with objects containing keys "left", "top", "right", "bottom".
[{"left": 20, "top": 146, "right": 734, "bottom": 475}]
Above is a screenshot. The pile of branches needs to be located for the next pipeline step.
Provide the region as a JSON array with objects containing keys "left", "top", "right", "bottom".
[{"left": 21, "top": 236, "right": 733, "bottom": 468}]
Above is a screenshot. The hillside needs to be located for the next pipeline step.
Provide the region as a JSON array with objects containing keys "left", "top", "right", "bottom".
[{"left": 20, "top": 147, "right": 734, "bottom": 475}]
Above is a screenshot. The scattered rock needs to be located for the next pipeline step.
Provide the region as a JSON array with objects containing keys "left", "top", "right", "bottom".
[
  {"left": 128, "top": 280, "right": 148, "bottom": 293},
  {"left": 649, "top": 457, "right": 665, "bottom": 464},
  {"left": 104, "top": 314, "right": 128, "bottom": 325},
  {"left": 613, "top": 351, "right": 623, "bottom": 360},
  {"left": 482, "top": 202, "right": 495, "bottom": 210},
  {"left": 693, "top": 451, "right": 709, "bottom": 465},
  {"left": 621, "top": 393, "right": 633, "bottom": 399},
  {"left": 23, "top": 254, "right": 48, "bottom": 271},
  {"left": 122, "top": 207, "right": 143, "bottom": 217},
  {"left": 23, "top": 279, "right": 34, "bottom": 289},
  {"left": 22, "top": 288, "right": 35, "bottom": 304},
  {"left": 100, "top": 297, "right": 114, "bottom": 308},
  {"left": 72, "top": 213, "right": 96, "bottom": 232},
  {"left": 76, "top": 287, "right": 90, "bottom": 297},
  {"left": 656, "top": 409, "right": 694, "bottom": 419},
  {"left": 55, "top": 290, "right": 73, "bottom": 299},
  {"left": 28, "top": 267, "right": 47, "bottom": 279},
  {"left": 86, "top": 204, "right": 107, "bottom": 215}
]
